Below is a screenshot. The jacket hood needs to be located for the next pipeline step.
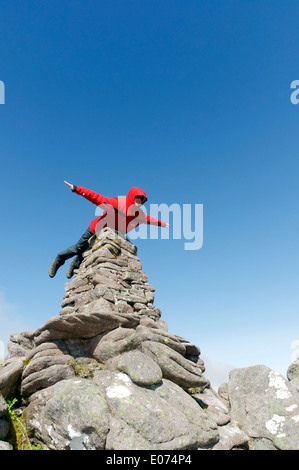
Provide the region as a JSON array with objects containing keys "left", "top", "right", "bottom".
[{"left": 126, "top": 187, "right": 148, "bottom": 207}]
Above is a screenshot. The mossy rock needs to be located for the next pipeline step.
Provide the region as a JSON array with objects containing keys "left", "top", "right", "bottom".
[{"left": 71, "top": 358, "right": 106, "bottom": 379}]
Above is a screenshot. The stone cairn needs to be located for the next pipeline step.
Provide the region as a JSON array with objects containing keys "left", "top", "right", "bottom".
[{"left": 1, "top": 227, "right": 299, "bottom": 450}]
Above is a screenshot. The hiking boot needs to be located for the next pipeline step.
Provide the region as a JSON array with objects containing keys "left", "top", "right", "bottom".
[
  {"left": 66, "top": 259, "right": 80, "bottom": 279},
  {"left": 48, "top": 259, "right": 62, "bottom": 278}
]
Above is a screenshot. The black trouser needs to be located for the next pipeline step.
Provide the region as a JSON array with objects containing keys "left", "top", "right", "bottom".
[{"left": 55, "top": 227, "right": 94, "bottom": 267}]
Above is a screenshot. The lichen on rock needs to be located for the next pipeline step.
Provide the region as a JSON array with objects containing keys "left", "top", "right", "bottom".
[{"left": 1, "top": 227, "right": 299, "bottom": 450}]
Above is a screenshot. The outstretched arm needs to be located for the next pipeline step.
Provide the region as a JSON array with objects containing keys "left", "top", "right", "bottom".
[
  {"left": 64, "top": 181, "right": 118, "bottom": 209},
  {"left": 146, "top": 214, "right": 169, "bottom": 228}
]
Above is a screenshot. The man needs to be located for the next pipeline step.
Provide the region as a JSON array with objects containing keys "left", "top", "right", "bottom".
[{"left": 48, "top": 181, "right": 169, "bottom": 278}]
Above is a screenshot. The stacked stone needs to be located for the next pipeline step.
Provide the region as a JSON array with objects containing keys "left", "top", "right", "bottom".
[
  {"left": 1, "top": 227, "right": 299, "bottom": 450},
  {"left": 60, "top": 227, "right": 163, "bottom": 323},
  {"left": 0, "top": 228, "right": 216, "bottom": 450}
]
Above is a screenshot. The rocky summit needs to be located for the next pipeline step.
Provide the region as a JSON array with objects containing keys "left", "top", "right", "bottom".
[{"left": 0, "top": 227, "right": 299, "bottom": 450}]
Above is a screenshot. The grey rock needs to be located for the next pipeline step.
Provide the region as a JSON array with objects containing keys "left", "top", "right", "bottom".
[
  {"left": 22, "top": 354, "right": 74, "bottom": 380},
  {"left": 0, "top": 359, "right": 24, "bottom": 398},
  {"left": 59, "top": 306, "right": 76, "bottom": 316},
  {"left": 64, "top": 338, "right": 91, "bottom": 359},
  {"left": 123, "top": 271, "right": 148, "bottom": 283},
  {"left": 93, "top": 371, "right": 218, "bottom": 450},
  {"left": 8, "top": 227, "right": 291, "bottom": 451},
  {"left": 138, "top": 307, "right": 162, "bottom": 320},
  {"left": 139, "top": 317, "right": 168, "bottom": 331},
  {"left": 21, "top": 363, "right": 75, "bottom": 397},
  {"left": 217, "top": 382, "right": 230, "bottom": 408},
  {"left": 154, "top": 379, "right": 219, "bottom": 449},
  {"left": 127, "top": 258, "right": 143, "bottom": 272},
  {"left": 70, "top": 357, "right": 105, "bottom": 379},
  {"left": 0, "top": 418, "right": 9, "bottom": 439},
  {"left": 8, "top": 331, "right": 34, "bottom": 359},
  {"left": 289, "top": 377, "right": 299, "bottom": 394},
  {"left": 117, "top": 350, "right": 163, "bottom": 386},
  {"left": 80, "top": 297, "right": 117, "bottom": 313},
  {"left": 26, "top": 378, "right": 110, "bottom": 450},
  {"left": 21, "top": 342, "right": 76, "bottom": 398},
  {"left": 88, "top": 273, "right": 123, "bottom": 290},
  {"left": 228, "top": 365, "right": 299, "bottom": 450},
  {"left": 84, "top": 248, "right": 118, "bottom": 268},
  {"left": 98, "top": 228, "right": 137, "bottom": 254},
  {"left": 287, "top": 359, "right": 299, "bottom": 381},
  {"left": 59, "top": 227, "right": 164, "bottom": 325},
  {"left": 7, "top": 341, "right": 29, "bottom": 359},
  {"left": 142, "top": 341, "right": 209, "bottom": 390},
  {"left": 115, "top": 301, "right": 134, "bottom": 313},
  {"left": 0, "top": 393, "right": 7, "bottom": 418},
  {"left": 212, "top": 421, "right": 249, "bottom": 450},
  {"left": 99, "top": 261, "right": 125, "bottom": 271},
  {"left": 136, "top": 326, "right": 186, "bottom": 355},
  {"left": 93, "top": 285, "right": 115, "bottom": 302},
  {"left": 193, "top": 387, "right": 230, "bottom": 426},
  {"left": 106, "top": 416, "right": 153, "bottom": 450},
  {"left": 144, "top": 290, "right": 155, "bottom": 303},
  {"left": 116, "top": 291, "right": 147, "bottom": 304},
  {"left": 0, "top": 441, "right": 13, "bottom": 450},
  {"left": 248, "top": 437, "right": 278, "bottom": 451},
  {"left": 88, "top": 327, "right": 138, "bottom": 364},
  {"left": 195, "top": 357, "right": 205, "bottom": 372},
  {"left": 33, "top": 311, "right": 140, "bottom": 345},
  {"left": 26, "top": 340, "right": 69, "bottom": 360},
  {"left": 88, "top": 325, "right": 189, "bottom": 368}
]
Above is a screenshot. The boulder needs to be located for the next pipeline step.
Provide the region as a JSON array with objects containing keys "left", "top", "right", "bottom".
[
  {"left": 0, "top": 441, "right": 13, "bottom": 450},
  {"left": 87, "top": 327, "right": 138, "bottom": 364},
  {"left": 0, "top": 393, "right": 7, "bottom": 417},
  {"left": 142, "top": 341, "right": 209, "bottom": 390},
  {"left": 1, "top": 228, "right": 252, "bottom": 451},
  {"left": 0, "top": 419, "right": 9, "bottom": 439},
  {"left": 0, "top": 359, "right": 24, "bottom": 398},
  {"left": 287, "top": 359, "right": 299, "bottom": 381},
  {"left": 26, "top": 378, "right": 110, "bottom": 450},
  {"left": 93, "top": 371, "right": 218, "bottom": 450},
  {"left": 228, "top": 365, "right": 299, "bottom": 450},
  {"left": 21, "top": 341, "right": 77, "bottom": 396},
  {"left": 117, "top": 350, "right": 163, "bottom": 386},
  {"left": 87, "top": 325, "right": 188, "bottom": 367},
  {"left": 21, "top": 363, "right": 75, "bottom": 397},
  {"left": 192, "top": 387, "right": 230, "bottom": 426},
  {"left": 33, "top": 311, "right": 140, "bottom": 345},
  {"left": 211, "top": 421, "right": 249, "bottom": 450}
]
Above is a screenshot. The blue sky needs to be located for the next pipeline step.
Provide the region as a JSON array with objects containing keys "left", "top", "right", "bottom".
[{"left": 0, "top": 1, "right": 298, "bottom": 387}]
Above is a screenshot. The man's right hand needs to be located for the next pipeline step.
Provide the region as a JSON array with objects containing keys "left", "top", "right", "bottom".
[{"left": 64, "top": 180, "right": 75, "bottom": 191}]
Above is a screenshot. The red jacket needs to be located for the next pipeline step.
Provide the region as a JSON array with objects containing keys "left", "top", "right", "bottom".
[{"left": 74, "top": 186, "right": 167, "bottom": 234}]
